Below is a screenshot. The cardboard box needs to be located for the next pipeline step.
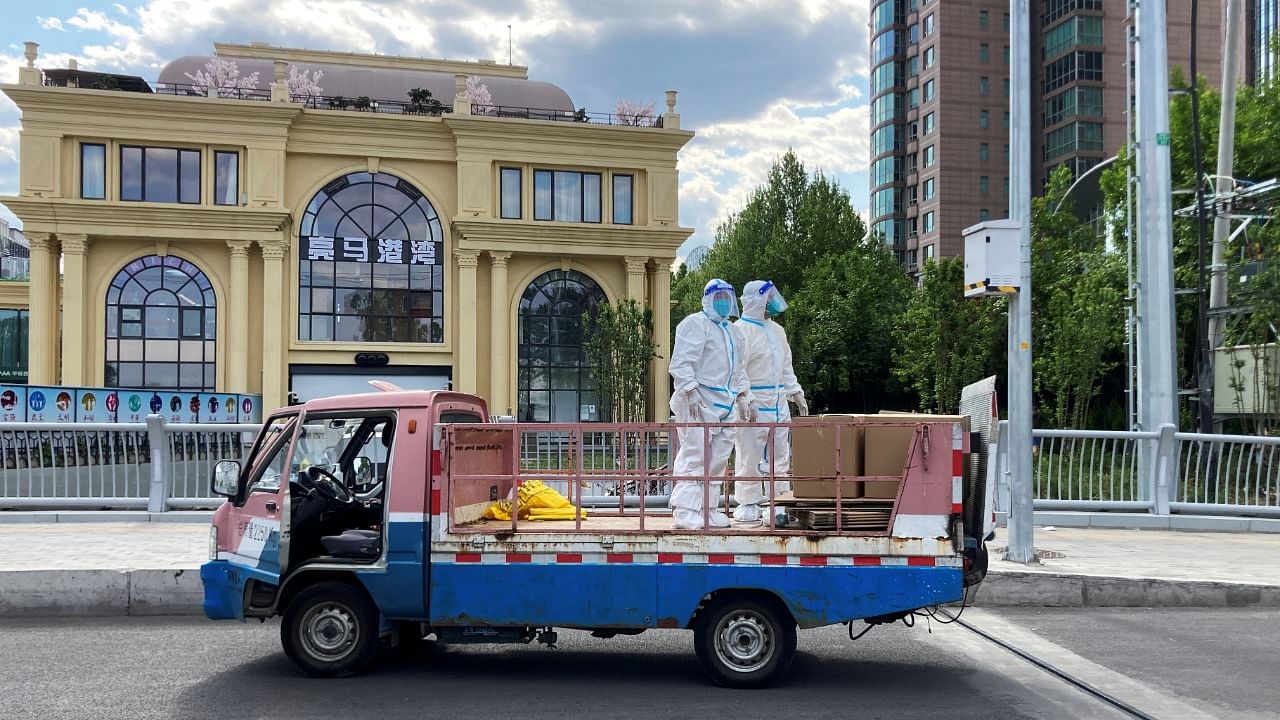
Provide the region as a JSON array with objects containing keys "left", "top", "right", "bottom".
[
  {"left": 789, "top": 414, "right": 864, "bottom": 499},
  {"left": 863, "top": 413, "right": 972, "bottom": 497},
  {"left": 861, "top": 424, "right": 916, "bottom": 478}
]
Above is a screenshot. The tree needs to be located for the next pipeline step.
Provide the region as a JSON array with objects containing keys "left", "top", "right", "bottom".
[
  {"left": 893, "top": 258, "right": 1005, "bottom": 414},
  {"left": 615, "top": 99, "right": 656, "bottom": 126},
  {"left": 185, "top": 55, "right": 260, "bottom": 98},
  {"left": 787, "top": 239, "right": 912, "bottom": 411},
  {"left": 467, "top": 76, "right": 493, "bottom": 108},
  {"left": 670, "top": 150, "right": 906, "bottom": 411},
  {"left": 1030, "top": 165, "right": 1127, "bottom": 428},
  {"left": 286, "top": 66, "right": 324, "bottom": 100},
  {"left": 583, "top": 299, "right": 656, "bottom": 422}
]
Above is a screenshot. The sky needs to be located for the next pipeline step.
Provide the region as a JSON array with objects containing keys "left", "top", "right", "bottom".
[{"left": 0, "top": 0, "right": 872, "bottom": 259}]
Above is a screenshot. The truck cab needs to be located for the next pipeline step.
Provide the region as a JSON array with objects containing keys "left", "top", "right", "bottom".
[{"left": 202, "top": 390, "right": 485, "bottom": 671}]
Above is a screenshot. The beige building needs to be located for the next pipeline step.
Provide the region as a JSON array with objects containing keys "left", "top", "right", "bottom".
[{"left": 1, "top": 41, "right": 693, "bottom": 418}]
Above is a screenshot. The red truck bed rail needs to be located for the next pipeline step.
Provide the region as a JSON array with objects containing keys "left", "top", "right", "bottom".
[{"left": 439, "top": 420, "right": 968, "bottom": 539}]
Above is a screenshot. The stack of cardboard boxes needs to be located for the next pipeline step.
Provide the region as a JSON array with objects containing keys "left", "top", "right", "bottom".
[{"left": 789, "top": 412, "right": 971, "bottom": 501}]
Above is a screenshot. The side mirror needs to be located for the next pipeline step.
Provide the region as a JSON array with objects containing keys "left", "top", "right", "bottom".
[
  {"left": 352, "top": 456, "right": 374, "bottom": 484},
  {"left": 212, "top": 459, "right": 242, "bottom": 497}
]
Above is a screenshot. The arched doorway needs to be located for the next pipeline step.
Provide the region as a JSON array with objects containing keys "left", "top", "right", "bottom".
[
  {"left": 105, "top": 254, "right": 216, "bottom": 390},
  {"left": 517, "top": 270, "right": 607, "bottom": 422}
]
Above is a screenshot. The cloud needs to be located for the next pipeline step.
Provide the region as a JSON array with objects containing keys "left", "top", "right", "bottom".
[
  {"left": 0, "top": 127, "right": 18, "bottom": 164},
  {"left": 679, "top": 98, "right": 869, "bottom": 250},
  {"left": 5, "top": 0, "right": 873, "bottom": 246}
]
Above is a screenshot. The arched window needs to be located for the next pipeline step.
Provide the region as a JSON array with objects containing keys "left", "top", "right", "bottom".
[
  {"left": 298, "top": 171, "right": 445, "bottom": 343},
  {"left": 105, "top": 255, "right": 216, "bottom": 390},
  {"left": 517, "top": 270, "right": 607, "bottom": 422}
]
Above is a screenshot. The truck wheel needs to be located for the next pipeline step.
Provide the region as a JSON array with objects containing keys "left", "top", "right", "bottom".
[
  {"left": 694, "top": 597, "right": 797, "bottom": 689},
  {"left": 281, "top": 582, "right": 380, "bottom": 678}
]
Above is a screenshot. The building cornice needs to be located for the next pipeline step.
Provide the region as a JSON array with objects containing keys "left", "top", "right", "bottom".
[
  {"left": 444, "top": 115, "right": 695, "bottom": 158},
  {"left": 0, "top": 85, "right": 302, "bottom": 141},
  {"left": 0, "top": 197, "right": 292, "bottom": 242},
  {"left": 215, "top": 42, "right": 529, "bottom": 79},
  {"left": 451, "top": 219, "right": 691, "bottom": 258}
]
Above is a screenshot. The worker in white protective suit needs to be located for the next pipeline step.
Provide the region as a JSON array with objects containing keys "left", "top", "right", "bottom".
[
  {"left": 668, "top": 278, "right": 754, "bottom": 529},
  {"left": 732, "top": 280, "right": 808, "bottom": 522}
]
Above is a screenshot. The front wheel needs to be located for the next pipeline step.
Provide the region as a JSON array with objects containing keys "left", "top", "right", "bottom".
[
  {"left": 693, "top": 597, "right": 797, "bottom": 689},
  {"left": 281, "top": 582, "right": 381, "bottom": 678}
]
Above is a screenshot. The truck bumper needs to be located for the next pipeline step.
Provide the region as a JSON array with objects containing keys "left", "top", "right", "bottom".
[{"left": 200, "top": 560, "right": 246, "bottom": 620}]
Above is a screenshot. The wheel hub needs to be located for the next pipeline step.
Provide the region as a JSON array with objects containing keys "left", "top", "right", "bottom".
[
  {"left": 303, "top": 604, "right": 358, "bottom": 660},
  {"left": 715, "top": 611, "right": 773, "bottom": 673}
]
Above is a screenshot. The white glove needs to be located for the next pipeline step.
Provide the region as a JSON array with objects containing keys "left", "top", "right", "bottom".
[
  {"left": 790, "top": 392, "right": 809, "bottom": 417},
  {"left": 735, "top": 394, "right": 756, "bottom": 423}
]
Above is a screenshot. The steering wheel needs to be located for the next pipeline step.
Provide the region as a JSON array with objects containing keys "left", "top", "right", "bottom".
[{"left": 305, "top": 466, "right": 353, "bottom": 504}]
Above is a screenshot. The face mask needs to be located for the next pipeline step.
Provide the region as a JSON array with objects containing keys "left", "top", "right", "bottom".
[
  {"left": 712, "top": 297, "right": 733, "bottom": 318},
  {"left": 766, "top": 297, "right": 785, "bottom": 316}
]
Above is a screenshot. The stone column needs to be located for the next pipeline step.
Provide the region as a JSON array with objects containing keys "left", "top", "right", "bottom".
[
  {"left": 455, "top": 250, "right": 480, "bottom": 394},
  {"left": 258, "top": 240, "right": 288, "bottom": 409},
  {"left": 488, "top": 251, "right": 512, "bottom": 415},
  {"left": 624, "top": 256, "right": 649, "bottom": 302},
  {"left": 270, "top": 60, "right": 290, "bottom": 102},
  {"left": 454, "top": 74, "right": 471, "bottom": 115},
  {"left": 226, "top": 240, "right": 252, "bottom": 392},
  {"left": 25, "top": 232, "right": 59, "bottom": 384},
  {"left": 650, "top": 259, "right": 672, "bottom": 422},
  {"left": 58, "top": 234, "right": 90, "bottom": 386}
]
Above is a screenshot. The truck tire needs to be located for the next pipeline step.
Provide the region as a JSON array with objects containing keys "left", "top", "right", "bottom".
[
  {"left": 693, "top": 596, "right": 797, "bottom": 689},
  {"left": 281, "top": 581, "right": 380, "bottom": 678}
]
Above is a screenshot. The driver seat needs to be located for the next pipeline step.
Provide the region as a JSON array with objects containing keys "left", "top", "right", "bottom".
[{"left": 320, "top": 529, "right": 381, "bottom": 559}]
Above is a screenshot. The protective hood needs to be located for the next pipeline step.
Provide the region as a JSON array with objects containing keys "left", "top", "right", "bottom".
[
  {"left": 741, "top": 280, "right": 786, "bottom": 320},
  {"left": 702, "top": 278, "right": 739, "bottom": 321}
]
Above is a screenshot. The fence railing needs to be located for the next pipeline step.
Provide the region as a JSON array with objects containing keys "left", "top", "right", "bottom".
[
  {"left": 0, "top": 417, "right": 259, "bottom": 511},
  {"left": 992, "top": 422, "right": 1280, "bottom": 518}
]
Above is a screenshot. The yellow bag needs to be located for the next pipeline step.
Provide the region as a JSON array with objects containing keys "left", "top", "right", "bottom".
[{"left": 482, "top": 480, "right": 585, "bottom": 521}]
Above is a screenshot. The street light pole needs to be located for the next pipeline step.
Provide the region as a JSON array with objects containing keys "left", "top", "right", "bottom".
[
  {"left": 1135, "top": 0, "right": 1179, "bottom": 486},
  {"left": 1005, "top": 0, "right": 1035, "bottom": 565},
  {"left": 1209, "top": 0, "right": 1242, "bottom": 381}
]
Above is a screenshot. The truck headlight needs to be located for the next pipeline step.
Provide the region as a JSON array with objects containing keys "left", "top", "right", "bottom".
[{"left": 209, "top": 526, "right": 219, "bottom": 561}]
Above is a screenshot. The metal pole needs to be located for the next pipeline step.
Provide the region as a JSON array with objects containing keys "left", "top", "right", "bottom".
[
  {"left": 1209, "top": 0, "right": 1242, "bottom": 384},
  {"left": 1005, "top": 0, "right": 1035, "bottom": 565},
  {"left": 1135, "top": 0, "right": 1180, "bottom": 484}
]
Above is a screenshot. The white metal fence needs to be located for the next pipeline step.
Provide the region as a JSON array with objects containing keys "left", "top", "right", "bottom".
[
  {"left": 991, "top": 422, "right": 1280, "bottom": 517},
  {"left": 0, "top": 417, "right": 259, "bottom": 511}
]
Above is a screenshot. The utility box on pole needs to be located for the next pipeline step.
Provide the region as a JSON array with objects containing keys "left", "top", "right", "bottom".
[{"left": 963, "top": 219, "right": 1022, "bottom": 297}]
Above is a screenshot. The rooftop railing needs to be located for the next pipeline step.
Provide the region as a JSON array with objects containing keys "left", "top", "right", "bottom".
[{"left": 39, "top": 75, "right": 662, "bottom": 127}]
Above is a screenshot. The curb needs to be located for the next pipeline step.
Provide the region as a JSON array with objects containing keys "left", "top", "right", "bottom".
[
  {"left": 0, "top": 568, "right": 204, "bottom": 618},
  {"left": 973, "top": 570, "right": 1280, "bottom": 608},
  {"left": 0, "top": 511, "right": 215, "bottom": 524},
  {"left": 2, "top": 567, "right": 1278, "bottom": 617}
]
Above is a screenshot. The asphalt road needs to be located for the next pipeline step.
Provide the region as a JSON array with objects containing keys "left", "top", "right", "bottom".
[
  {"left": 992, "top": 607, "right": 1280, "bottom": 719},
  {"left": 0, "top": 612, "right": 1149, "bottom": 720}
]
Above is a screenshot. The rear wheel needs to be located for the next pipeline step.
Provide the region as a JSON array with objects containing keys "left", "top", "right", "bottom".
[
  {"left": 693, "top": 596, "right": 797, "bottom": 689},
  {"left": 281, "top": 581, "right": 380, "bottom": 678}
]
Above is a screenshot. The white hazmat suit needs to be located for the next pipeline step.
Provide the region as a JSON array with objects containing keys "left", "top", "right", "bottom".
[
  {"left": 668, "top": 279, "right": 753, "bottom": 529},
  {"left": 733, "top": 280, "right": 808, "bottom": 522}
]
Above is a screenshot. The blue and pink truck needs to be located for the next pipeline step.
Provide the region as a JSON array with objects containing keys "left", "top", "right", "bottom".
[{"left": 201, "top": 389, "right": 993, "bottom": 688}]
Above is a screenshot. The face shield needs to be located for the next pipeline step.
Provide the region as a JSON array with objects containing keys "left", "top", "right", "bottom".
[
  {"left": 702, "top": 278, "right": 739, "bottom": 320},
  {"left": 759, "top": 281, "right": 788, "bottom": 316}
]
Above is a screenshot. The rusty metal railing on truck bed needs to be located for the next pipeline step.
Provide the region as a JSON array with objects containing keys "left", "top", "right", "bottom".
[{"left": 439, "top": 421, "right": 932, "bottom": 536}]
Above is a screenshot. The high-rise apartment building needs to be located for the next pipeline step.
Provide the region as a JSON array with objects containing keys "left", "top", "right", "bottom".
[
  {"left": 869, "top": 0, "right": 1222, "bottom": 269},
  {"left": 1248, "top": 0, "right": 1279, "bottom": 83}
]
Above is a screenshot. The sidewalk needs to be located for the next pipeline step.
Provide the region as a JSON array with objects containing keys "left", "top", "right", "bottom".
[{"left": 1, "top": 521, "right": 1278, "bottom": 616}]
